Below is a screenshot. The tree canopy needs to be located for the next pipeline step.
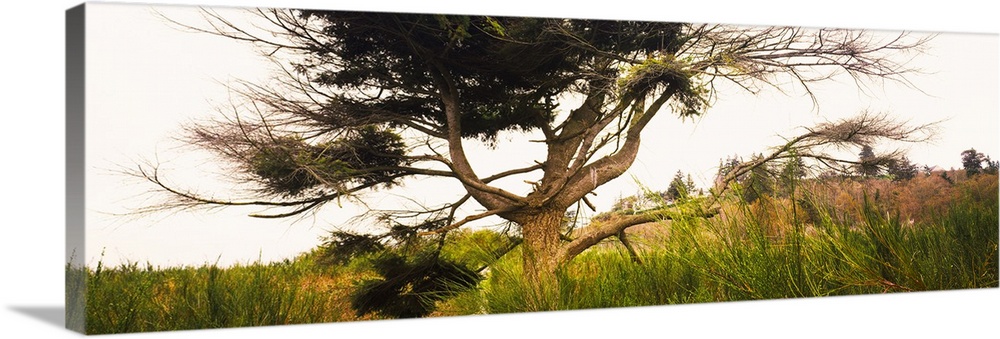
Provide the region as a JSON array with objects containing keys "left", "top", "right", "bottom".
[{"left": 137, "top": 7, "right": 936, "bottom": 311}]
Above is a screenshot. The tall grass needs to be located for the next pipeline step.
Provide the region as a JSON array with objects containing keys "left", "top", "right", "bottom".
[
  {"left": 76, "top": 252, "right": 359, "bottom": 334},
  {"left": 77, "top": 174, "right": 997, "bottom": 331},
  {"left": 443, "top": 175, "right": 998, "bottom": 313}
]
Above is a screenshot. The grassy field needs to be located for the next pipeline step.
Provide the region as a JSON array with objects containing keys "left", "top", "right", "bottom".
[
  {"left": 436, "top": 173, "right": 997, "bottom": 313},
  {"left": 72, "top": 172, "right": 998, "bottom": 334},
  {"left": 71, "top": 251, "right": 368, "bottom": 334}
]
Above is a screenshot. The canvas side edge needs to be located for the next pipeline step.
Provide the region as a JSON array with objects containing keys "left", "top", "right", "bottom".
[{"left": 66, "top": 2, "right": 87, "bottom": 334}]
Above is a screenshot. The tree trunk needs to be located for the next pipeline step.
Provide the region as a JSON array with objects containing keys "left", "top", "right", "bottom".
[{"left": 519, "top": 209, "right": 564, "bottom": 311}]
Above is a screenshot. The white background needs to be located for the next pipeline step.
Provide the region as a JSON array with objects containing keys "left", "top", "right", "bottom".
[{"left": 1, "top": 0, "right": 998, "bottom": 338}]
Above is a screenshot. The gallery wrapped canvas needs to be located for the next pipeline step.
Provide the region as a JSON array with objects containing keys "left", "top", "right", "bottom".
[{"left": 65, "top": 0, "right": 998, "bottom": 336}]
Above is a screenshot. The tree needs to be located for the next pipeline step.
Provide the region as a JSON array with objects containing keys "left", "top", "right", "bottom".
[
  {"left": 741, "top": 154, "right": 775, "bottom": 203},
  {"left": 985, "top": 156, "right": 999, "bottom": 175},
  {"left": 716, "top": 155, "right": 744, "bottom": 185},
  {"left": 856, "top": 145, "right": 880, "bottom": 177},
  {"left": 777, "top": 153, "right": 807, "bottom": 196},
  {"left": 886, "top": 156, "right": 918, "bottom": 181},
  {"left": 135, "top": 8, "right": 934, "bottom": 307},
  {"left": 962, "top": 148, "right": 987, "bottom": 177},
  {"left": 685, "top": 173, "right": 699, "bottom": 198},
  {"left": 665, "top": 170, "right": 697, "bottom": 202}
]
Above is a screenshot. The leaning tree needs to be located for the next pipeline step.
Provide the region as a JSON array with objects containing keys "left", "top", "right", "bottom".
[{"left": 135, "top": 8, "right": 935, "bottom": 305}]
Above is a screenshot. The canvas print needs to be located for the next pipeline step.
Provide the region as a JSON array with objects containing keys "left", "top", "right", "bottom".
[{"left": 66, "top": 1, "right": 999, "bottom": 335}]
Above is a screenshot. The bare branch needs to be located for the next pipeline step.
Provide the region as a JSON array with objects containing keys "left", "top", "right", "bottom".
[{"left": 711, "top": 110, "right": 939, "bottom": 201}]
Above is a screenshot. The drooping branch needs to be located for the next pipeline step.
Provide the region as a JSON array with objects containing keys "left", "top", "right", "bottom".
[
  {"left": 123, "top": 161, "right": 366, "bottom": 218},
  {"left": 711, "top": 111, "right": 938, "bottom": 201}
]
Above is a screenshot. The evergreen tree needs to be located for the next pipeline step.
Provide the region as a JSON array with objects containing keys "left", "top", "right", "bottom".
[
  {"left": 857, "top": 145, "right": 880, "bottom": 177},
  {"left": 778, "top": 155, "right": 807, "bottom": 196},
  {"left": 962, "top": 148, "right": 986, "bottom": 177},
  {"left": 665, "top": 170, "right": 689, "bottom": 201},
  {"left": 742, "top": 154, "right": 774, "bottom": 203},
  {"left": 886, "top": 156, "right": 918, "bottom": 181}
]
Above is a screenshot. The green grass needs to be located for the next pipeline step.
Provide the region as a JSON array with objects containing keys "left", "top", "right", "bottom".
[
  {"left": 74, "top": 252, "right": 359, "bottom": 334},
  {"left": 75, "top": 175, "right": 999, "bottom": 333},
  {"left": 441, "top": 177, "right": 998, "bottom": 313}
]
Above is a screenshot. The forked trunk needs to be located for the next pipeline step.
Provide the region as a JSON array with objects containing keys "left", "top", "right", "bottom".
[{"left": 519, "top": 209, "right": 564, "bottom": 310}]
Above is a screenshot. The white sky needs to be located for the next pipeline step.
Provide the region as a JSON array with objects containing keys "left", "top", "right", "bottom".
[{"left": 82, "top": 2, "right": 998, "bottom": 268}]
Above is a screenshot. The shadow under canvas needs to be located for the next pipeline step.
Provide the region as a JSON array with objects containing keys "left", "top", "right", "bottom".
[{"left": 9, "top": 306, "right": 66, "bottom": 329}]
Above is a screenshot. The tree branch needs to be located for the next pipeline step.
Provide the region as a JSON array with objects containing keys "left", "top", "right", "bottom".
[{"left": 557, "top": 201, "right": 720, "bottom": 263}]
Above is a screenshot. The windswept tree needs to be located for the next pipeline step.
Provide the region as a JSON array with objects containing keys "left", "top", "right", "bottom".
[{"left": 134, "top": 8, "right": 936, "bottom": 305}]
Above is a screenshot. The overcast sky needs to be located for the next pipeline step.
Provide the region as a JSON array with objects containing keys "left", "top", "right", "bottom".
[{"left": 82, "top": 2, "right": 998, "bottom": 268}]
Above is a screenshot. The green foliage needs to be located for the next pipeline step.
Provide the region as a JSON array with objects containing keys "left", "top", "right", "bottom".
[
  {"left": 319, "top": 223, "right": 509, "bottom": 318},
  {"left": 349, "top": 252, "right": 482, "bottom": 318},
  {"left": 317, "top": 217, "right": 446, "bottom": 266},
  {"left": 886, "top": 156, "right": 918, "bottom": 181},
  {"left": 665, "top": 170, "right": 697, "bottom": 201},
  {"left": 778, "top": 154, "right": 806, "bottom": 195},
  {"left": 317, "top": 231, "right": 386, "bottom": 266},
  {"left": 619, "top": 55, "right": 708, "bottom": 117},
  {"left": 714, "top": 154, "right": 787, "bottom": 203},
  {"left": 249, "top": 126, "right": 408, "bottom": 196},
  {"left": 961, "top": 148, "right": 993, "bottom": 177},
  {"left": 439, "top": 229, "right": 521, "bottom": 270},
  {"left": 248, "top": 136, "right": 326, "bottom": 196},
  {"left": 741, "top": 154, "right": 775, "bottom": 203},
  {"left": 293, "top": 11, "right": 685, "bottom": 143},
  {"left": 857, "top": 145, "right": 880, "bottom": 177}
]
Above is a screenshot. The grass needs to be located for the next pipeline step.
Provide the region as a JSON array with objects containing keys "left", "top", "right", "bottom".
[
  {"left": 74, "top": 251, "right": 362, "bottom": 334},
  {"left": 74, "top": 173, "right": 998, "bottom": 333},
  {"left": 440, "top": 174, "right": 998, "bottom": 313}
]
